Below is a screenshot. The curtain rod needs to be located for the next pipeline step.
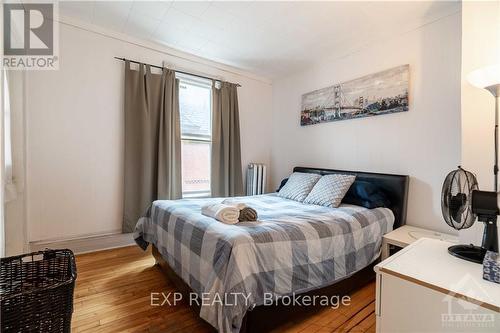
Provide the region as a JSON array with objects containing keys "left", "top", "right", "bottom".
[{"left": 114, "top": 57, "right": 242, "bottom": 87}]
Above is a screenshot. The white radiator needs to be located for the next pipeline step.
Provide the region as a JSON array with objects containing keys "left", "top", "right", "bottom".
[{"left": 246, "top": 163, "right": 267, "bottom": 195}]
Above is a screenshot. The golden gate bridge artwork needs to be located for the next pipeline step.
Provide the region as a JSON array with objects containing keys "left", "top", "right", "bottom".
[{"left": 300, "top": 65, "right": 409, "bottom": 126}]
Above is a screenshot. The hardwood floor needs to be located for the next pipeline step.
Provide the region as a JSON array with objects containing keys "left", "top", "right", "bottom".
[{"left": 72, "top": 246, "right": 376, "bottom": 333}]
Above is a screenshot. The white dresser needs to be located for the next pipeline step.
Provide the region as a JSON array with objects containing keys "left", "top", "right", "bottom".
[{"left": 375, "top": 238, "right": 500, "bottom": 332}]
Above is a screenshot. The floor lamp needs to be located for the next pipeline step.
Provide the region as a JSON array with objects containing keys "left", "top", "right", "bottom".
[
  {"left": 468, "top": 64, "right": 500, "bottom": 189},
  {"left": 467, "top": 64, "right": 500, "bottom": 255}
]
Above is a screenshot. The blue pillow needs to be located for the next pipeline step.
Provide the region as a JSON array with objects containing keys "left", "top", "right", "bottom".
[
  {"left": 276, "top": 178, "right": 288, "bottom": 192},
  {"left": 343, "top": 196, "right": 388, "bottom": 209},
  {"left": 343, "top": 181, "right": 390, "bottom": 208}
]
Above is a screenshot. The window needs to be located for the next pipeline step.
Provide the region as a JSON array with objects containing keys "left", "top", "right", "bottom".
[{"left": 178, "top": 74, "right": 212, "bottom": 198}]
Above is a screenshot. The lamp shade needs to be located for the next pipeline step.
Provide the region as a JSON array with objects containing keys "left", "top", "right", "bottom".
[{"left": 467, "top": 64, "right": 500, "bottom": 97}]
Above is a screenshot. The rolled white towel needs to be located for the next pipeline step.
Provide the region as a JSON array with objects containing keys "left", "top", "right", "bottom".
[
  {"left": 201, "top": 203, "right": 240, "bottom": 225},
  {"left": 221, "top": 199, "right": 248, "bottom": 210}
]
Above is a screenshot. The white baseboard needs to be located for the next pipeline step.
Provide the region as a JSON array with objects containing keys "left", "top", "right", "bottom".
[{"left": 29, "top": 233, "right": 136, "bottom": 255}]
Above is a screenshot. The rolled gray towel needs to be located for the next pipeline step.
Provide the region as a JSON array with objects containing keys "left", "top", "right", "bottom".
[{"left": 239, "top": 207, "right": 258, "bottom": 222}]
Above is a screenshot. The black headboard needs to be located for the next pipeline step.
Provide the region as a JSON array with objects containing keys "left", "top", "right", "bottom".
[{"left": 293, "top": 166, "right": 409, "bottom": 229}]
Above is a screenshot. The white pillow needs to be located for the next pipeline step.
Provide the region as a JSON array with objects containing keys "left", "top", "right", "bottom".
[
  {"left": 278, "top": 172, "right": 321, "bottom": 202},
  {"left": 303, "top": 174, "right": 356, "bottom": 208}
]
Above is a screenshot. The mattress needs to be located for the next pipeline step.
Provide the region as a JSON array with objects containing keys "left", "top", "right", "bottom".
[{"left": 134, "top": 193, "right": 394, "bottom": 333}]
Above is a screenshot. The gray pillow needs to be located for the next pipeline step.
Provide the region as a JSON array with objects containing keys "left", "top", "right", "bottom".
[
  {"left": 304, "top": 174, "right": 356, "bottom": 208},
  {"left": 278, "top": 172, "right": 321, "bottom": 202}
]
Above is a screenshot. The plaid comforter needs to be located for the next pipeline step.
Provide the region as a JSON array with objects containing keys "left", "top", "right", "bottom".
[{"left": 134, "top": 194, "right": 394, "bottom": 332}]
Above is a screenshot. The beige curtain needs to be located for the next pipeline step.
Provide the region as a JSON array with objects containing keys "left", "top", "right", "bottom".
[
  {"left": 211, "top": 82, "right": 243, "bottom": 197},
  {"left": 123, "top": 61, "right": 182, "bottom": 233}
]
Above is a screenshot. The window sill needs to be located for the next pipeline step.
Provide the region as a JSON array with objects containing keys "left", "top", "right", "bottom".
[{"left": 182, "top": 192, "right": 211, "bottom": 199}]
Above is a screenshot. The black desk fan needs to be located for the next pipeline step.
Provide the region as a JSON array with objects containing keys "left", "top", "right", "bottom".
[
  {"left": 441, "top": 167, "right": 498, "bottom": 263},
  {"left": 441, "top": 65, "right": 500, "bottom": 263}
]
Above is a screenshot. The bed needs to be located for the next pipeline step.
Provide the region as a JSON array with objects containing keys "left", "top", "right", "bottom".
[{"left": 134, "top": 166, "right": 409, "bottom": 333}]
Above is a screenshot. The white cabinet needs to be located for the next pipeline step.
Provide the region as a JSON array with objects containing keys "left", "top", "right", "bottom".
[{"left": 375, "top": 238, "right": 500, "bottom": 332}]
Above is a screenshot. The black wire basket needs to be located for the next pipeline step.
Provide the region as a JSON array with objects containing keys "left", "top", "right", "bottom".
[{"left": 0, "top": 249, "right": 77, "bottom": 333}]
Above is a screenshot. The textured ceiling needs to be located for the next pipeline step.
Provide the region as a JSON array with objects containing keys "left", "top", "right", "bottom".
[{"left": 59, "top": 1, "right": 461, "bottom": 78}]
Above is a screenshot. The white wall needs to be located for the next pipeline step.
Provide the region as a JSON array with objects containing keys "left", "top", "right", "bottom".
[
  {"left": 271, "top": 13, "right": 462, "bottom": 234},
  {"left": 460, "top": 1, "right": 500, "bottom": 245},
  {"left": 24, "top": 21, "right": 273, "bottom": 242}
]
